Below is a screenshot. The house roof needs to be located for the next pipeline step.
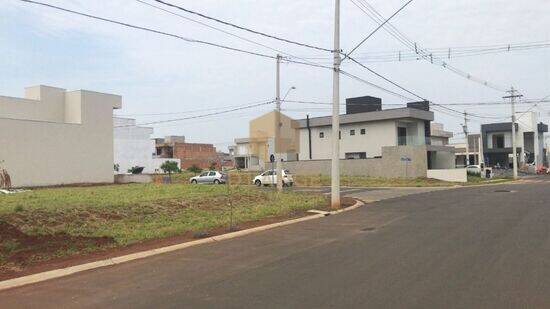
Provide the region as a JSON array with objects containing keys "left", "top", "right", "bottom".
[{"left": 296, "top": 107, "right": 434, "bottom": 129}]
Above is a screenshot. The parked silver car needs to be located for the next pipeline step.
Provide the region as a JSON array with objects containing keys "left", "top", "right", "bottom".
[{"left": 189, "top": 171, "right": 227, "bottom": 184}]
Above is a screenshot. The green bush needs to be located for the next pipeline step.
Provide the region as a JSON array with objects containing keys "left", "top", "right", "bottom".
[
  {"left": 187, "top": 164, "right": 202, "bottom": 174},
  {"left": 128, "top": 166, "right": 145, "bottom": 174}
]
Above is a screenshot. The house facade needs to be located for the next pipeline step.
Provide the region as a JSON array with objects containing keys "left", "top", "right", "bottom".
[
  {"left": 0, "top": 85, "right": 121, "bottom": 187},
  {"left": 155, "top": 136, "right": 219, "bottom": 169},
  {"left": 481, "top": 112, "right": 548, "bottom": 167},
  {"left": 297, "top": 98, "right": 456, "bottom": 170},
  {"left": 233, "top": 111, "right": 300, "bottom": 170},
  {"left": 113, "top": 118, "right": 180, "bottom": 174}
]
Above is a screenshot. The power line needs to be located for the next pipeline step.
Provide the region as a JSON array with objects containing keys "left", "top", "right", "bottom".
[
  {"left": 18, "top": 0, "right": 275, "bottom": 60},
  {"left": 298, "top": 41, "right": 550, "bottom": 63},
  {"left": 350, "top": 0, "right": 507, "bottom": 92},
  {"left": 151, "top": 0, "right": 333, "bottom": 53},
  {"left": 342, "top": 0, "right": 414, "bottom": 61},
  {"left": 133, "top": 0, "right": 326, "bottom": 68},
  {"left": 115, "top": 99, "right": 273, "bottom": 117},
  {"left": 115, "top": 100, "right": 274, "bottom": 128}
]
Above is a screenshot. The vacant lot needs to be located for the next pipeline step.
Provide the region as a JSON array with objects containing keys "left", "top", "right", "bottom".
[{"left": 0, "top": 184, "right": 327, "bottom": 278}]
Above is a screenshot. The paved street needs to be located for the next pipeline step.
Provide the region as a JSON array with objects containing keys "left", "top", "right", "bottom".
[{"left": 2, "top": 178, "right": 550, "bottom": 308}]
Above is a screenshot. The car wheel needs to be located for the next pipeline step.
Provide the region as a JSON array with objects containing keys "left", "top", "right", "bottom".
[
  {"left": 255, "top": 180, "right": 261, "bottom": 186},
  {"left": 214, "top": 179, "right": 220, "bottom": 184},
  {"left": 191, "top": 179, "right": 198, "bottom": 184}
]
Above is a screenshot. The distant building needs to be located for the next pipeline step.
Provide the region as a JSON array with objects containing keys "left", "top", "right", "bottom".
[
  {"left": 430, "top": 123, "right": 453, "bottom": 146},
  {"left": 155, "top": 137, "right": 218, "bottom": 169},
  {"left": 113, "top": 118, "right": 180, "bottom": 174},
  {"left": 297, "top": 98, "right": 455, "bottom": 169},
  {"left": 0, "top": 85, "right": 120, "bottom": 187},
  {"left": 233, "top": 111, "right": 300, "bottom": 170},
  {"left": 481, "top": 112, "right": 548, "bottom": 167},
  {"left": 450, "top": 134, "right": 482, "bottom": 167}
]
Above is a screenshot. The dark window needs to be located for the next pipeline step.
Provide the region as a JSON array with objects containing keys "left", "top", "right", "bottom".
[
  {"left": 350, "top": 129, "right": 355, "bottom": 136},
  {"left": 398, "top": 127, "right": 407, "bottom": 145},
  {"left": 345, "top": 152, "right": 367, "bottom": 159},
  {"left": 360, "top": 129, "right": 366, "bottom": 135},
  {"left": 492, "top": 134, "right": 505, "bottom": 148},
  {"left": 339, "top": 131, "right": 341, "bottom": 140},
  {"left": 319, "top": 132, "right": 324, "bottom": 138}
]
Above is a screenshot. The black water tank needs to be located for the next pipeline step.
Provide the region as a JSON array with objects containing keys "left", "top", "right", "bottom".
[{"left": 346, "top": 96, "right": 382, "bottom": 114}]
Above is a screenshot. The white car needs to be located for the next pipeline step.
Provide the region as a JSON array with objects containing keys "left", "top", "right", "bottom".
[
  {"left": 466, "top": 165, "right": 482, "bottom": 174},
  {"left": 253, "top": 169, "right": 293, "bottom": 187}
]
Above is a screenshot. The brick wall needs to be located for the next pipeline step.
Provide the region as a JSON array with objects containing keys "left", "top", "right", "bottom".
[{"left": 173, "top": 142, "right": 219, "bottom": 169}]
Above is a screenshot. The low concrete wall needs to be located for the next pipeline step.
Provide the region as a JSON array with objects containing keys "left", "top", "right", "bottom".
[
  {"left": 427, "top": 169, "right": 467, "bottom": 183},
  {"left": 283, "top": 145, "right": 428, "bottom": 178},
  {"left": 114, "top": 174, "right": 153, "bottom": 184}
]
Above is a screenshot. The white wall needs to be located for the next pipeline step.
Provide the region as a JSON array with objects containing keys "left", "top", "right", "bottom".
[
  {"left": 0, "top": 85, "right": 121, "bottom": 187},
  {"left": 299, "top": 120, "right": 401, "bottom": 160},
  {"left": 113, "top": 118, "right": 180, "bottom": 174},
  {"left": 427, "top": 169, "right": 467, "bottom": 183}
]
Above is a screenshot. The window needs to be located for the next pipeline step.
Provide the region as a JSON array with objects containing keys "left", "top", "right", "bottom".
[
  {"left": 360, "top": 129, "right": 366, "bottom": 135},
  {"left": 319, "top": 132, "right": 324, "bottom": 138},
  {"left": 345, "top": 152, "right": 367, "bottom": 159},
  {"left": 339, "top": 131, "right": 341, "bottom": 140},
  {"left": 350, "top": 129, "right": 355, "bottom": 136},
  {"left": 398, "top": 127, "right": 407, "bottom": 146},
  {"left": 200, "top": 172, "right": 208, "bottom": 177},
  {"left": 208, "top": 172, "right": 216, "bottom": 176},
  {"left": 492, "top": 134, "right": 505, "bottom": 149}
]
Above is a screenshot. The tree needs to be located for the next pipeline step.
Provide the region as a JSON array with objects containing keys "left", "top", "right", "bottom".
[
  {"left": 160, "top": 160, "right": 179, "bottom": 181},
  {"left": 187, "top": 164, "right": 202, "bottom": 174}
]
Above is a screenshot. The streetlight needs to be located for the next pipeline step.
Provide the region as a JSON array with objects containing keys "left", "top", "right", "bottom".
[{"left": 282, "top": 86, "right": 296, "bottom": 101}]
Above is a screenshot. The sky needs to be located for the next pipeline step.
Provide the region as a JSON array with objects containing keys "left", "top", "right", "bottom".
[{"left": 1, "top": 0, "right": 550, "bottom": 150}]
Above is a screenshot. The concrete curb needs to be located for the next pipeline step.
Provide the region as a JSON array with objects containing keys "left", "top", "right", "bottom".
[{"left": 0, "top": 200, "right": 364, "bottom": 292}]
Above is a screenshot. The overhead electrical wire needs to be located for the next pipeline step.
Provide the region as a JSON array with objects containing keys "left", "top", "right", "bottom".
[
  {"left": 298, "top": 41, "right": 550, "bottom": 63},
  {"left": 115, "top": 100, "right": 274, "bottom": 128},
  {"left": 18, "top": 0, "right": 276, "bottom": 60},
  {"left": 349, "top": 0, "right": 507, "bottom": 92},
  {"left": 133, "top": 0, "right": 327, "bottom": 68},
  {"left": 343, "top": 0, "right": 414, "bottom": 61},
  {"left": 151, "top": 0, "right": 333, "bottom": 53},
  {"left": 115, "top": 99, "right": 274, "bottom": 117}
]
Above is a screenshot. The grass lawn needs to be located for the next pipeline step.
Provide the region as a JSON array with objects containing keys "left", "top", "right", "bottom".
[{"left": 0, "top": 183, "right": 327, "bottom": 275}]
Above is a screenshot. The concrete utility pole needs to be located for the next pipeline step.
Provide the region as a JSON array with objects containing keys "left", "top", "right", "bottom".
[
  {"left": 275, "top": 54, "right": 283, "bottom": 192},
  {"left": 463, "top": 111, "right": 469, "bottom": 166},
  {"left": 331, "top": 0, "right": 341, "bottom": 209},
  {"left": 504, "top": 87, "right": 522, "bottom": 179},
  {"left": 478, "top": 135, "right": 483, "bottom": 166}
]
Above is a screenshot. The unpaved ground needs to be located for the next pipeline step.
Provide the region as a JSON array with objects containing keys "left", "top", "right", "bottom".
[{"left": 0, "top": 197, "right": 355, "bottom": 281}]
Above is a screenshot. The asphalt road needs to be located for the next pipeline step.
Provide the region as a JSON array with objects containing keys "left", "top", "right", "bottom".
[{"left": 2, "top": 178, "right": 550, "bottom": 308}]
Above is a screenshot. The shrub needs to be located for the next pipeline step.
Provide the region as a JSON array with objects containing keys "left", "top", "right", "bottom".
[
  {"left": 187, "top": 164, "right": 202, "bottom": 174},
  {"left": 128, "top": 166, "right": 145, "bottom": 174},
  {"left": 113, "top": 164, "right": 120, "bottom": 172},
  {"left": 160, "top": 161, "right": 180, "bottom": 181}
]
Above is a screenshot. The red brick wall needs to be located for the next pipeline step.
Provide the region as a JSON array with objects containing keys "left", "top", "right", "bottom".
[{"left": 173, "top": 143, "right": 219, "bottom": 169}]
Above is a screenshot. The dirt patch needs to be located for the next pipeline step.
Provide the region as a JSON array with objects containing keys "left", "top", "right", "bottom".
[
  {"left": 0, "top": 198, "right": 359, "bottom": 281},
  {"left": 0, "top": 221, "right": 115, "bottom": 280}
]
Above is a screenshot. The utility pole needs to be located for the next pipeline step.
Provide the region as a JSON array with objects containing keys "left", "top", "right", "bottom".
[
  {"left": 275, "top": 54, "right": 283, "bottom": 192},
  {"left": 463, "top": 111, "right": 469, "bottom": 166},
  {"left": 331, "top": 0, "right": 341, "bottom": 209},
  {"left": 504, "top": 87, "right": 522, "bottom": 179}
]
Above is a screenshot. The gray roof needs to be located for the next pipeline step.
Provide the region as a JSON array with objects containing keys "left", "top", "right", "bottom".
[{"left": 296, "top": 107, "right": 434, "bottom": 128}]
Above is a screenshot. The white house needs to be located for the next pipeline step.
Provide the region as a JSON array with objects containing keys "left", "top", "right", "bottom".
[
  {"left": 0, "top": 85, "right": 121, "bottom": 187},
  {"left": 297, "top": 101, "right": 455, "bottom": 170},
  {"left": 481, "top": 111, "right": 548, "bottom": 167},
  {"left": 113, "top": 117, "right": 180, "bottom": 174}
]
